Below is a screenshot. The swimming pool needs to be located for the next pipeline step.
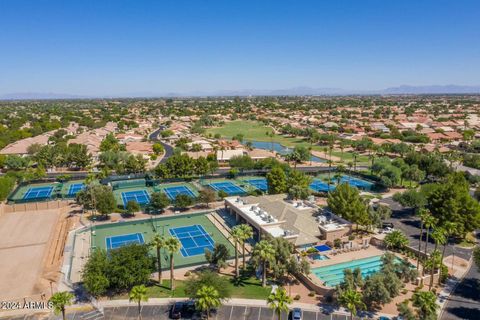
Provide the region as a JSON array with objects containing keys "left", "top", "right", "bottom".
[
  {"left": 311, "top": 253, "right": 330, "bottom": 261},
  {"left": 312, "top": 255, "right": 391, "bottom": 287}
]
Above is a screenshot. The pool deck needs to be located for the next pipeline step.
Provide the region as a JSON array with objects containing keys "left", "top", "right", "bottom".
[{"left": 308, "top": 245, "right": 385, "bottom": 269}]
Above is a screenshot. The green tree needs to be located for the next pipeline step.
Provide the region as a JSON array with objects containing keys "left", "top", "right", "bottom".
[
  {"left": 152, "top": 143, "right": 164, "bottom": 155},
  {"left": 107, "top": 244, "right": 155, "bottom": 291},
  {"left": 252, "top": 240, "right": 275, "bottom": 287},
  {"left": 82, "top": 249, "right": 109, "bottom": 297},
  {"left": 337, "top": 289, "right": 366, "bottom": 320},
  {"left": 149, "top": 192, "right": 170, "bottom": 213},
  {"left": 165, "top": 237, "right": 181, "bottom": 290},
  {"left": 49, "top": 291, "right": 74, "bottom": 320},
  {"left": 198, "top": 188, "right": 216, "bottom": 208},
  {"left": 174, "top": 194, "right": 194, "bottom": 210},
  {"left": 149, "top": 234, "right": 166, "bottom": 284},
  {"left": 267, "top": 288, "right": 292, "bottom": 320},
  {"left": 266, "top": 167, "right": 287, "bottom": 194},
  {"left": 288, "top": 185, "right": 310, "bottom": 200},
  {"left": 185, "top": 270, "right": 232, "bottom": 300},
  {"left": 384, "top": 230, "right": 409, "bottom": 251},
  {"left": 230, "top": 225, "right": 243, "bottom": 278},
  {"left": 327, "top": 183, "right": 369, "bottom": 230},
  {"left": 361, "top": 274, "right": 391, "bottom": 309},
  {"left": 427, "top": 174, "right": 480, "bottom": 237},
  {"left": 429, "top": 228, "right": 446, "bottom": 290},
  {"left": 126, "top": 200, "right": 140, "bottom": 215},
  {"left": 195, "top": 285, "right": 222, "bottom": 320},
  {"left": 238, "top": 224, "right": 253, "bottom": 269},
  {"left": 100, "top": 133, "right": 122, "bottom": 152},
  {"left": 412, "top": 291, "right": 438, "bottom": 320},
  {"left": 95, "top": 185, "right": 116, "bottom": 218},
  {"left": 129, "top": 285, "right": 148, "bottom": 318},
  {"left": 205, "top": 243, "right": 229, "bottom": 270},
  {"left": 286, "top": 170, "right": 312, "bottom": 191}
]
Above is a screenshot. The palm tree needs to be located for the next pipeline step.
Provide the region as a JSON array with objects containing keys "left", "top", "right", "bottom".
[
  {"left": 238, "top": 224, "right": 253, "bottom": 270},
  {"left": 337, "top": 288, "right": 366, "bottom": 320},
  {"left": 384, "top": 230, "right": 409, "bottom": 251},
  {"left": 417, "top": 209, "right": 430, "bottom": 271},
  {"left": 252, "top": 240, "right": 275, "bottom": 287},
  {"left": 412, "top": 291, "right": 438, "bottom": 319},
  {"left": 352, "top": 152, "right": 359, "bottom": 172},
  {"left": 267, "top": 288, "right": 292, "bottom": 320},
  {"left": 50, "top": 291, "right": 74, "bottom": 320},
  {"left": 230, "top": 225, "right": 243, "bottom": 277},
  {"left": 429, "top": 228, "right": 446, "bottom": 290},
  {"left": 195, "top": 285, "right": 222, "bottom": 320},
  {"left": 165, "top": 237, "right": 181, "bottom": 290},
  {"left": 439, "top": 222, "right": 457, "bottom": 285},
  {"left": 422, "top": 215, "right": 438, "bottom": 276},
  {"left": 149, "top": 234, "right": 166, "bottom": 284},
  {"left": 129, "top": 285, "right": 149, "bottom": 319}
]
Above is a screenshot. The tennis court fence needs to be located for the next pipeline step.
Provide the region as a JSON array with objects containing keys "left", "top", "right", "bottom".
[{"left": 111, "top": 179, "right": 147, "bottom": 190}]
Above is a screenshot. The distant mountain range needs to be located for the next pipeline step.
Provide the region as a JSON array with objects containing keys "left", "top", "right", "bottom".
[{"left": 1, "top": 85, "right": 480, "bottom": 100}]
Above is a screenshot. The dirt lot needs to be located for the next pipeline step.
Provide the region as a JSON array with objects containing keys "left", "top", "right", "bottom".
[{"left": 0, "top": 208, "right": 67, "bottom": 301}]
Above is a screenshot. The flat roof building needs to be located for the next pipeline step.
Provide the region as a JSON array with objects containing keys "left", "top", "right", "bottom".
[{"left": 224, "top": 194, "right": 352, "bottom": 247}]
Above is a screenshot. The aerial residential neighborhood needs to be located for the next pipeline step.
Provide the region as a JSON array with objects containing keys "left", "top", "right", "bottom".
[{"left": 1, "top": 1, "right": 480, "bottom": 320}]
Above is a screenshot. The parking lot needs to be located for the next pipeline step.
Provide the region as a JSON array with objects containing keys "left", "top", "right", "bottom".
[{"left": 38, "top": 305, "right": 368, "bottom": 320}]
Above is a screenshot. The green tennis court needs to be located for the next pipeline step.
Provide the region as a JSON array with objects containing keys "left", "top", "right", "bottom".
[{"left": 90, "top": 212, "right": 235, "bottom": 269}]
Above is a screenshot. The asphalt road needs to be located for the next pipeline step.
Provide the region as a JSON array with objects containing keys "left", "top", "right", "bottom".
[
  {"left": 441, "top": 262, "right": 480, "bottom": 320},
  {"left": 380, "top": 197, "right": 472, "bottom": 261},
  {"left": 28, "top": 305, "right": 368, "bottom": 320},
  {"left": 148, "top": 127, "right": 174, "bottom": 164}
]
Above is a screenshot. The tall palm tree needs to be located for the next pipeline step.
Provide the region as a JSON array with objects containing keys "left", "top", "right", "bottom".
[
  {"left": 129, "top": 285, "right": 149, "bottom": 319},
  {"left": 267, "top": 288, "right": 292, "bottom": 320},
  {"left": 439, "top": 222, "right": 457, "bottom": 285},
  {"left": 195, "top": 285, "right": 222, "bottom": 320},
  {"left": 149, "top": 234, "right": 166, "bottom": 284},
  {"left": 50, "top": 291, "right": 74, "bottom": 320},
  {"left": 165, "top": 237, "right": 181, "bottom": 290},
  {"left": 338, "top": 288, "right": 366, "bottom": 320},
  {"left": 238, "top": 224, "right": 253, "bottom": 270},
  {"left": 412, "top": 291, "right": 438, "bottom": 320},
  {"left": 252, "top": 240, "right": 275, "bottom": 287},
  {"left": 429, "top": 228, "right": 446, "bottom": 290},
  {"left": 230, "top": 225, "right": 243, "bottom": 277},
  {"left": 352, "top": 152, "right": 359, "bottom": 172},
  {"left": 422, "top": 215, "right": 438, "bottom": 276},
  {"left": 417, "top": 209, "right": 430, "bottom": 271}
]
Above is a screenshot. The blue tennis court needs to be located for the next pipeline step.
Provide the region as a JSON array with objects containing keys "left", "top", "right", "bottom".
[
  {"left": 169, "top": 224, "right": 215, "bottom": 257},
  {"left": 121, "top": 190, "right": 151, "bottom": 208},
  {"left": 208, "top": 181, "right": 246, "bottom": 196},
  {"left": 310, "top": 179, "right": 336, "bottom": 192},
  {"left": 340, "top": 175, "right": 374, "bottom": 190},
  {"left": 68, "top": 183, "right": 85, "bottom": 197},
  {"left": 164, "top": 185, "right": 196, "bottom": 200},
  {"left": 105, "top": 233, "right": 145, "bottom": 251},
  {"left": 245, "top": 178, "right": 268, "bottom": 192},
  {"left": 23, "top": 186, "right": 54, "bottom": 200}
]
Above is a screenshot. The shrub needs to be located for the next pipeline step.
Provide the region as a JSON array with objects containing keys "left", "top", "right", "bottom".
[
  {"left": 308, "top": 291, "right": 315, "bottom": 297},
  {"left": 294, "top": 294, "right": 301, "bottom": 300}
]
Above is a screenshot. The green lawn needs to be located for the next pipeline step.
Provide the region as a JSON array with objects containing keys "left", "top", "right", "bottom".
[
  {"left": 114, "top": 276, "right": 271, "bottom": 299},
  {"left": 207, "top": 120, "right": 370, "bottom": 162}
]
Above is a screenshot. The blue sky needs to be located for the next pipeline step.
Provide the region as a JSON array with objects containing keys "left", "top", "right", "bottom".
[{"left": 0, "top": 0, "right": 479, "bottom": 95}]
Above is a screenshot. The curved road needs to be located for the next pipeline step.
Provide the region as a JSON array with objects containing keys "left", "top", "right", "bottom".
[{"left": 148, "top": 127, "right": 174, "bottom": 164}]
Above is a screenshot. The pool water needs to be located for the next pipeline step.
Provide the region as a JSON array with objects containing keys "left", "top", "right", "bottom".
[
  {"left": 244, "top": 140, "right": 326, "bottom": 163},
  {"left": 312, "top": 255, "right": 392, "bottom": 287},
  {"left": 311, "top": 253, "right": 330, "bottom": 261}
]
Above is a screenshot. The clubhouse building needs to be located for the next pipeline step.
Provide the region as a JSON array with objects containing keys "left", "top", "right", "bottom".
[{"left": 224, "top": 194, "right": 352, "bottom": 248}]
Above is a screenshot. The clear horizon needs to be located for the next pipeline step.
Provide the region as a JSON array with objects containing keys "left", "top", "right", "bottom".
[{"left": 1, "top": 0, "right": 479, "bottom": 96}]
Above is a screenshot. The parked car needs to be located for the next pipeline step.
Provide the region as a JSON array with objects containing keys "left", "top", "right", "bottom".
[
  {"left": 290, "top": 308, "right": 302, "bottom": 320},
  {"left": 169, "top": 301, "right": 195, "bottom": 319},
  {"left": 382, "top": 222, "right": 394, "bottom": 229}
]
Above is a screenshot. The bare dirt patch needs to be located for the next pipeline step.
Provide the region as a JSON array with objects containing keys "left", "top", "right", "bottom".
[{"left": 0, "top": 206, "right": 76, "bottom": 302}]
